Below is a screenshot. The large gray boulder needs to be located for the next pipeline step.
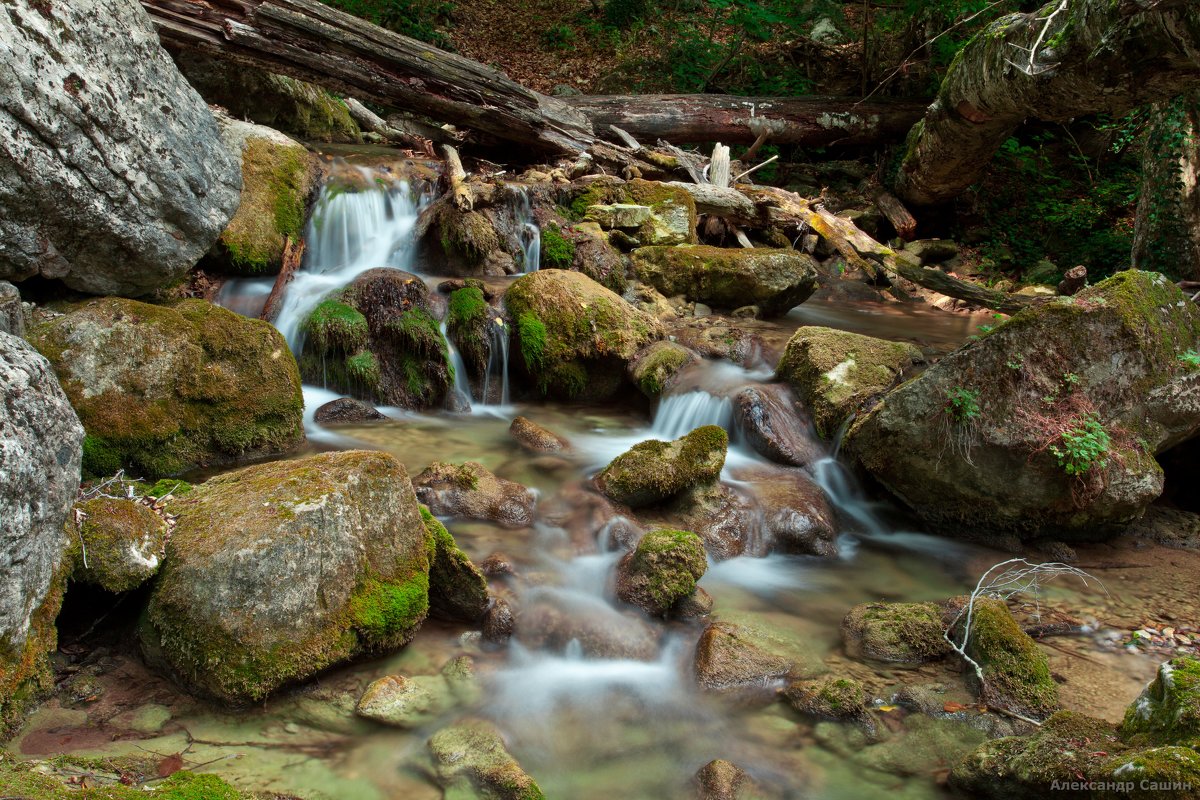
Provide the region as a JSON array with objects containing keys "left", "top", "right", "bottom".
[
  {"left": 0, "top": 0, "right": 240, "bottom": 296},
  {"left": 849, "top": 271, "right": 1200, "bottom": 540},
  {"left": 0, "top": 332, "right": 83, "bottom": 733}
]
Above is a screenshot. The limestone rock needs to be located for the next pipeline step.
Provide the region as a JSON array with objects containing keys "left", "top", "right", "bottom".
[
  {"left": 70, "top": 498, "right": 167, "bottom": 593},
  {"left": 0, "top": 282, "right": 23, "bottom": 336},
  {"left": 414, "top": 462, "right": 536, "bottom": 529},
  {"left": 585, "top": 203, "right": 653, "bottom": 229},
  {"left": 596, "top": 425, "right": 727, "bottom": 508},
  {"left": 841, "top": 602, "right": 950, "bottom": 663}
]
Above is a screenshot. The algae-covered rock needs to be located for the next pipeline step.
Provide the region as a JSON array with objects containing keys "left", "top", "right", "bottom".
[
  {"left": 414, "top": 462, "right": 536, "bottom": 529},
  {"left": 846, "top": 271, "right": 1200, "bottom": 539},
  {"left": 509, "top": 416, "right": 570, "bottom": 453},
  {"left": 783, "top": 676, "right": 871, "bottom": 723},
  {"left": 959, "top": 598, "right": 1059, "bottom": 720},
  {"left": 733, "top": 385, "right": 824, "bottom": 467},
  {"left": 69, "top": 498, "right": 166, "bottom": 593},
  {"left": 300, "top": 269, "right": 454, "bottom": 409},
  {"left": 776, "top": 326, "right": 923, "bottom": 439},
  {"left": 615, "top": 529, "right": 708, "bottom": 617},
  {"left": 432, "top": 206, "right": 506, "bottom": 276},
  {"left": 693, "top": 621, "right": 804, "bottom": 693},
  {"left": 629, "top": 341, "right": 697, "bottom": 399},
  {"left": 1120, "top": 657, "right": 1200, "bottom": 747},
  {"left": 569, "top": 178, "right": 698, "bottom": 246},
  {"left": 428, "top": 718, "right": 546, "bottom": 800},
  {"left": 0, "top": 332, "right": 81, "bottom": 735},
  {"left": 632, "top": 246, "right": 819, "bottom": 317},
  {"left": 505, "top": 269, "right": 664, "bottom": 400},
  {"left": 29, "top": 298, "right": 303, "bottom": 479},
  {"left": 207, "top": 115, "right": 319, "bottom": 275},
  {"left": 356, "top": 673, "right": 454, "bottom": 729},
  {"left": 841, "top": 602, "right": 950, "bottom": 663},
  {"left": 142, "top": 450, "right": 431, "bottom": 704},
  {"left": 596, "top": 425, "right": 727, "bottom": 508},
  {"left": 422, "top": 507, "right": 489, "bottom": 623}
]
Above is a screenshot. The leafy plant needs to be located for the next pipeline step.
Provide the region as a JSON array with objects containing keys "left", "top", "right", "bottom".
[
  {"left": 320, "top": 0, "right": 454, "bottom": 47},
  {"left": 1049, "top": 414, "right": 1111, "bottom": 476},
  {"left": 944, "top": 387, "right": 981, "bottom": 423},
  {"left": 1180, "top": 349, "right": 1200, "bottom": 368}
]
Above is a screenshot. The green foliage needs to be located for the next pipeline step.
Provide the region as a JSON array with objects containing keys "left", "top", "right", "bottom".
[
  {"left": 319, "top": 0, "right": 454, "bottom": 47},
  {"left": 303, "top": 299, "right": 368, "bottom": 353},
  {"left": 944, "top": 386, "right": 981, "bottom": 423},
  {"left": 1180, "top": 349, "right": 1200, "bottom": 368},
  {"left": 517, "top": 312, "right": 547, "bottom": 371},
  {"left": 603, "top": 0, "right": 651, "bottom": 30},
  {"left": 540, "top": 225, "right": 576, "bottom": 269},
  {"left": 1138, "top": 94, "right": 1200, "bottom": 277},
  {"left": 540, "top": 23, "right": 577, "bottom": 49},
  {"left": 1049, "top": 414, "right": 1111, "bottom": 476}
]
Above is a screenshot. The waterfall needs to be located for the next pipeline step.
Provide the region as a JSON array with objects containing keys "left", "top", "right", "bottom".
[
  {"left": 481, "top": 317, "right": 511, "bottom": 407},
  {"left": 650, "top": 390, "right": 734, "bottom": 440},
  {"left": 514, "top": 186, "right": 540, "bottom": 273},
  {"left": 440, "top": 319, "right": 473, "bottom": 410}
]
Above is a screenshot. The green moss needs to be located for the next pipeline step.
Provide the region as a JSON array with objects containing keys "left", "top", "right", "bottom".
[
  {"left": 349, "top": 571, "right": 431, "bottom": 644},
  {"left": 70, "top": 497, "right": 166, "bottom": 593},
  {"left": 517, "top": 311, "right": 547, "bottom": 372},
  {"left": 1120, "top": 656, "right": 1200, "bottom": 747},
  {"left": 963, "top": 598, "right": 1059, "bottom": 719},
  {"left": 843, "top": 601, "right": 950, "bottom": 662},
  {"left": 597, "top": 425, "right": 727, "bottom": 507},
  {"left": 346, "top": 350, "right": 381, "bottom": 390},
  {"left": 621, "top": 528, "right": 707, "bottom": 616},
  {"left": 388, "top": 308, "right": 445, "bottom": 358},
  {"left": 420, "top": 505, "right": 489, "bottom": 622},
  {"left": 82, "top": 434, "right": 122, "bottom": 479},
  {"left": 303, "top": 299, "right": 368, "bottom": 353},
  {"left": 631, "top": 341, "right": 692, "bottom": 398},
  {"left": 540, "top": 224, "right": 576, "bottom": 269},
  {"left": 220, "top": 139, "right": 313, "bottom": 274},
  {"left": 0, "top": 753, "right": 253, "bottom": 799},
  {"left": 147, "top": 479, "right": 192, "bottom": 498},
  {"left": 438, "top": 208, "right": 501, "bottom": 266},
  {"left": 449, "top": 286, "right": 489, "bottom": 330},
  {"left": 1102, "top": 747, "right": 1200, "bottom": 794},
  {"left": 784, "top": 676, "right": 869, "bottom": 719}
]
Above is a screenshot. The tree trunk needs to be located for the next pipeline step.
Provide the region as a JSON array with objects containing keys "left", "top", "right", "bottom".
[
  {"left": 1133, "top": 91, "right": 1200, "bottom": 281},
  {"left": 896, "top": 0, "right": 1200, "bottom": 206},
  {"left": 563, "top": 94, "right": 928, "bottom": 147},
  {"left": 141, "top": 0, "right": 594, "bottom": 154}
]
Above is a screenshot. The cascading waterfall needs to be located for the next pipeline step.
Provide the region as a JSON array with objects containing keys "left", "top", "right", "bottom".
[
  {"left": 441, "top": 319, "right": 474, "bottom": 409},
  {"left": 650, "top": 390, "right": 734, "bottom": 439},
  {"left": 481, "top": 316, "right": 511, "bottom": 406},
  {"left": 514, "top": 186, "right": 540, "bottom": 273}
]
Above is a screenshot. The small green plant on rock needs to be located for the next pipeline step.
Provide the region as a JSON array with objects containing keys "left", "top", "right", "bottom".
[
  {"left": 1180, "top": 349, "right": 1200, "bottom": 368},
  {"left": 1049, "top": 414, "right": 1110, "bottom": 476},
  {"left": 944, "top": 387, "right": 981, "bottom": 423}
]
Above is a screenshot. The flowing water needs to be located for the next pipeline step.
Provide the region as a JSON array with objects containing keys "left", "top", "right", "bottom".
[
  {"left": 513, "top": 185, "right": 541, "bottom": 273},
  {"left": 16, "top": 173, "right": 1170, "bottom": 800}
]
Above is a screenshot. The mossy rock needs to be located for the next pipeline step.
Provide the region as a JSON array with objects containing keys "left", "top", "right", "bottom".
[
  {"left": 568, "top": 178, "right": 697, "bottom": 246},
  {"left": 29, "top": 298, "right": 304, "bottom": 480},
  {"left": 960, "top": 598, "right": 1059, "bottom": 721},
  {"left": 615, "top": 529, "right": 708, "bottom": 616},
  {"left": 504, "top": 269, "right": 663, "bottom": 400},
  {"left": 595, "top": 425, "right": 728, "bottom": 508},
  {"left": 841, "top": 601, "right": 950, "bottom": 663},
  {"left": 1101, "top": 747, "right": 1200, "bottom": 798},
  {"left": 422, "top": 506, "right": 489, "bottom": 623},
  {"left": 0, "top": 563, "right": 64, "bottom": 740},
  {"left": 846, "top": 270, "right": 1200, "bottom": 540},
  {"left": 413, "top": 462, "right": 536, "bottom": 529},
  {"left": 142, "top": 450, "right": 431, "bottom": 704},
  {"left": 776, "top": 326, "right": 923, "bottom": 438},
  {"left": 428, "top": 718, "right": 546, "bottom": 800},
  {"left": 434, "top": 205, "right": 505, "bottom": 274},
  {"left": 632, "top": 245, "right": 819, "bottom": 317},
  {"left": 208, "top": 117, "right": 319, "bottom": 275},
  {"left": 68, "top": 498, "right": 166, "bottom": 593},
  {"left": 1120, "top": 657, "right": 1200, "bottom": 747},
  {"left": 446, "top": 285, "right": 508, "bottom": 399},
  {"left": 628, "top": 341, "right": 695, "bottom": 399},
  {"left": 0, "top": 754, "right": 259, "bottom": 799}
]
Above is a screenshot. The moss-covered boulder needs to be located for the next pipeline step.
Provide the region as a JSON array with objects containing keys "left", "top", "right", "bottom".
[
  {"left": 69, "top": 498, "right": 167, "bottom": 593},
  {"left": 0, "top": 754, "right": 259, "bottom": 800},
  {"left": 642, "top": 481, "right": 756, "bottom": 560},
  {"left": 29, "top": 298, "right": 303, "bottom": 479},
  {"left": 629, "top": 341, "right": 697, "bottom": 399},
  {"left": 413, "top": 461, "right": 536, "bottom": 529},
  {"left": 299, "top": 269, "right": 454, "bottom": 409},
  {"left": 428, "top": 718, "right": 546, "bottom": 800},
  {"left": 615, "top": 529, "right": 708, "bottom": 616},
  {"left": 841, "top": 601, "right": 950, "bottom": 663},
  {"left": 505, "top": 269, "right": 664, "bottom": 400},
  {"left": 846, "top": 271, "right": 1200, "bottom": 540},
  {"left": 422, "top": 507, "right": 489, "bottom": 623},
  {"left": 141, "top": 450, "right": 431, "bottom": 704},
  {"left": 431, "top": 205, "right": 507, "bottom": 276},
  {"left": 783, "top": 676, "right": 872, "bottom": 724},
  {"left": 207, "top": 115, "right": 319, "bottom": 275},
  {"left": 959, "top": 598, "right": 1059, "bottom": 721},
  {"left": 570, "top": 177, "right": 698, "bottom": 246},
  {"left": 572, "top": 224, "right": 627, "bottom": 294},
  {"left": 1121, "top": 657, "right": 1200, "bottom": 747},
  {"left": 776, "top": 326, "right": 924, "bottom": 439},
  {"left": 632, "top": 246, "right": 819, "bottom": 317},
  {"left": 596, "top": 425, "right": 728, "bottom": 508}
]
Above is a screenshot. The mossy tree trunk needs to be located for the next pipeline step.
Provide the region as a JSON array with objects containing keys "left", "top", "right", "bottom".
[
  {"left": 895, "top": 0, "right": 1200, "bottom": 206},
  {"left": 1133, "top": 91, "right": 1200, "bottom": 280}
]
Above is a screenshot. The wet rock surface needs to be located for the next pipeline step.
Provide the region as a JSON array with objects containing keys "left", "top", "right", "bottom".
[{"left": 414, "top": 461, "right": 536, "bottom": 528}]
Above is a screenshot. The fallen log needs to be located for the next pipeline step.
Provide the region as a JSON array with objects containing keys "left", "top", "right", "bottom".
[
  {"left": 261, "top": 235, "right": 304, "bottom": 323},
  {"left": 564, "top": 94, "right": 929, "bottom": 147},
  {"left": 141, "top": 0, "right": 594, "bottom": 155},
  {"left": 874, "top": 191, "right": 917, "bottom": 241}
]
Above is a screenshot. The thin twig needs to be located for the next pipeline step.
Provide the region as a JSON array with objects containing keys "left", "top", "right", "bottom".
[{"left": 733, "top": 154, "right": 779, "bottom": 183}]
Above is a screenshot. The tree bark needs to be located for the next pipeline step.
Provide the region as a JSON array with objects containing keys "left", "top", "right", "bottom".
[
  {"left": 1133, "top": 91, "right": 1200, "bottom": 281},
  {"left": 563, "top": 94, "right": 929, "bottom": 147},
  {"left": 141, "top": 0, "right": 594, "bottom": 154},
  {"left": 896, "top": 0, "right": 1200, "bottom": 206}
]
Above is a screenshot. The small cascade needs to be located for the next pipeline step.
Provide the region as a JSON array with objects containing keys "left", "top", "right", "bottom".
[
  {"left": 650, "top": 390, "right": 734, "bottom": 440},
  {"left": 440, "top": 320, "right": 474, "bottom": 410},
  {"left": 481, "top": 317, "right": 511, "bottom": 406},
  {"left": 514, "top": 186, "right": 541, "bottom": 273}
]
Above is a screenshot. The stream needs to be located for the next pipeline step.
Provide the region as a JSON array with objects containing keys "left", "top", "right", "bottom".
[{"left": 12, "top": 165, "right": 1168, "bottom": 800}]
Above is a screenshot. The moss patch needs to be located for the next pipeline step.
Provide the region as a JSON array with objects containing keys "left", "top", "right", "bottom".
[
  {"left": 630, "top": 341, "right": 693, "bottom": 398},
  {"left": 596, "top": 425, "right": 727, "bottom": 507},
  {"left": 69, "top": 497, "right": 166, "bottom": 593},
  {"left": 302, "top": 299, "right": 368, "bottom": 352},
  {"left": 841, "top": 601, "right": 950, "bottom": 663},
  {"left": 961, "top": 598, "right": 1059, "bottom": 720},
  {"left": 0, "top": 754, "right": 255, "bottom": 799},
  {"left": 1120, "top": 656, "right": 1200, "bottom": 747},
  {"left": 421, "top": 506, "right": 489, "bottom": 622},
  {"left": 540, "top": 224, "right": 576, "bottom": 269},
  {"left": 617, "top": 528, "right": 708, "bottom": 616}
]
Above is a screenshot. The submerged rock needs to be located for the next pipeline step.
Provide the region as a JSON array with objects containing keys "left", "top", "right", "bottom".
[
  {"left": 505, "top": 269, "right": 664, "bottom": 400},
  {"left": 29, "top": 297, "right": 304, "bottom": 479},
  {"left": 356, "top": 660, "right": 477, "bottom": 729},
  {"left": 841, "top": 602, "right": 950, "bottom": 663},
  {"left": 0, "top": 332, "right": 82, "bottom": 734},
  {"left": 509, "top": 416, "right": 570, "bottom": 453},
  {"left": 517, "top": 592, "right": 660, "bottom": 660},
  {"left": 313, "top": 397, "right": 386, "bottom": 424},
  {"left": 0, "top": 0, "right": 240, "bottom": 296},
  {"left": 749, "top": 468, "right": 838, "bottom": 557},
  {"left": 783, "top": 676, "right": 877, "bottom": 738},
  {"left": 776, "top": 326, "right": 923, "bottom": 439},
  {"left": 69, "top": 498, "right": 167, "bottom": 593},
  {"left": 596, "top": 425, "right": 727, "bottom": 508},
  {"left": 413, "top": 462, "right": 536, "bottom": 529},
  {"left": 615, "top": 529, "right": 709, "bottom": 617},
  {"left": 422, "top": 507, "right": 490, "bottom": 623},
  {"left": 428, "top": 718, "right": 546, "bottom": 800},
  {"left": 632, "top": 246, "right": 819, "bottom": 317},
  {"left": 847, "top": 271, "right": 1200, "bottom": 539},
  {"left": 142, "top": 451, "right": 431, "bottom": 703},
  {"left": 733, "top": 385, "right": 825, "bottom": 467},
  {"left": 694, "top": 622, "right": 805, "bottom": 693},
  {"left": 629, "top": 341, "right": 697, "bottom": 399}
]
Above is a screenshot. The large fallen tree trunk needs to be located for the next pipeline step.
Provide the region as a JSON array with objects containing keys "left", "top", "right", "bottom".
[
  {"left": 141, "top": 0, "right": 594, "bottom": 154},
  {"left": 896, "top": 0, "right": 1200, "bottom": 206},
  {"left": 563, "top": 95, "right": 929, "bottom": 147}
]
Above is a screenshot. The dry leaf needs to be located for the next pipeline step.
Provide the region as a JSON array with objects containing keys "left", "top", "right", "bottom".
[
  {"left": 157, "top": 753, "right": 184, "bottom": 778},
  {"left": 943, "top": 701, "right": 969, "bottom": 713}
]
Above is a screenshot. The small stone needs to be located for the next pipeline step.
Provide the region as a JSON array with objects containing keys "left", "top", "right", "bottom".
[
  {"left": 509, "top": 416, "right": 570, "bottom": 453},
  {"left": 314, "top": 397, "right": 386, "bottom": 424}
]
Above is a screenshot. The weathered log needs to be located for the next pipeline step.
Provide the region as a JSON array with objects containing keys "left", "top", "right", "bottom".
[
  {"left": 261, "top": 236, "right": 303, "bottom": 322},
  {"left": 443, "top": 145, "right": 472, "bottom": 212},
  {"left": 896, "top": 0, "right": 1200, "bottom": 205},
  {"left": 141, "top": 0, "right": 594, "bottom": 154},
  {"left": 1133, "top": 91, "right": 1200, "bottom": 281},
  {"left": 874, "top": 191, "right": 917, "bottom": 241},
  {"left": 564, "top": 95, "right": 929, "bottom": 147}
]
